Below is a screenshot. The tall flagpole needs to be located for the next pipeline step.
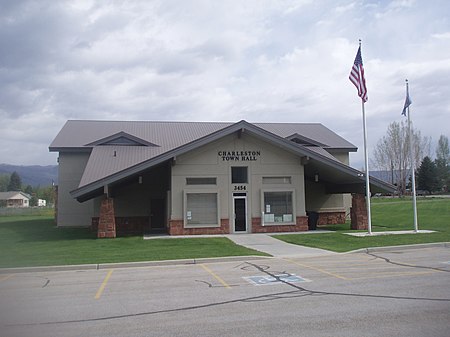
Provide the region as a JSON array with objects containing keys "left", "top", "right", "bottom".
[
  {"left": 349, "top": 39, "right": 372, "bottom": 235},
  {"left": 405, "top": 79, "right": 419, "bottom": 232},
  {"left": 361, "top": 88, "right": 372, "bottom": 235}
]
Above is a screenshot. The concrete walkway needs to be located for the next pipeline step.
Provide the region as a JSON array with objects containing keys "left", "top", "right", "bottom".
[{"left": 226, "top": 233, "right": 336, "bottom": 258}]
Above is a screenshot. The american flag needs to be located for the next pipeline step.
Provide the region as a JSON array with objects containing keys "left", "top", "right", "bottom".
[{"left": 349, "top": 46, "right": 368, "bottom": 102}]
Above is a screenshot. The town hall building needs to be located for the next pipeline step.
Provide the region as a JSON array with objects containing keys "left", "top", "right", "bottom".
[{"left": 49, "top": 120, "right": 394, "bottom": 237}]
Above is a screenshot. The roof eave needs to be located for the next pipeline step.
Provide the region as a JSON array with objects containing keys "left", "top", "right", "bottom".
[
  {"left": 326, "top": 147, "right": 358, "bottom": 153},
  {"left": 70, "top": 120, "right": 392, "bottom": 200},
  {"left": 49, "top": 147, "right": 92, "bottom": 153},
  {"left": 71, "top": 121, "right": 252, "bottom": 199}
]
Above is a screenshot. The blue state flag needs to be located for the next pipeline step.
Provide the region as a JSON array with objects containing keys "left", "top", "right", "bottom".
[{"left": 401, "top": 92, "right": 412, "bottom": 116}]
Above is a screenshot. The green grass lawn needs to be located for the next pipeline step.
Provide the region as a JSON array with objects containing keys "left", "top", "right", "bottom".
[
  {"left": 274, "top": 197, "right": 450, "bottom": 252},
  {"left": 1, "top": 197, "right": 448, "bottom": 268},
  {"left": 0, "top": 213, "right": 267, "bottom": 268}
]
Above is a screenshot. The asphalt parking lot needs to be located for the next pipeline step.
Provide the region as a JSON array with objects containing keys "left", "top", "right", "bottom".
[{"left": 1, "top": 246, "right": 449, "bottom": 337}]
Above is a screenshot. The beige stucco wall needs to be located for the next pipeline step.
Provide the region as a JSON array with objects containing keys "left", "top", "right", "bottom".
[
  {"left": 330, "top": 151, "right": 352, "bottom": 215},
  {"left": 304, "top": 180, "right": 345, "bottom": 211},
  {"left": 56, "top": 135, "right": 351, "bottom": 229},
  {"left": 171, "top": 133, "right": 306, "bottom": 231},
  {"left": 305, "top": 150, "right": 351, "bottom": 215},
  {"left": 329, "top": 151, "right": 350, "bottom": 165},
  {"left": 57, "top": 152, "right": 94, "bottom": 227}
]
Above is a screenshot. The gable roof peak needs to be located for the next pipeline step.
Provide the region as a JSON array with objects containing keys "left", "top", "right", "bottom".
[{"left": 85, "top": 131, "right": 159, "bottom": 147}]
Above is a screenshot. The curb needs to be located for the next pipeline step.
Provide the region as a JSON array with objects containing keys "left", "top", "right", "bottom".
[
  {"left": 1, "top": 242, "right": 448, "bottom": 274},
  {"left": 0, "top": 255, "right": 270, "bottom": 274},
  {"left": 346, "top": 242, "right": 450, "bottom": 254}
]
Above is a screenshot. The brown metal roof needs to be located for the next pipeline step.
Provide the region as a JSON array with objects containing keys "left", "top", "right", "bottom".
[
  {"left": 49, "top": 120, "right": 356, "bottom": 151},
  {"left": 50, "top": 120, "right": 359, "bottom": 190},
  {"left": 79, "top": 146, "right": 167, "bottom": 187},
  {"left": 53, "top": 120, "right": 394, "bottom": 201}
]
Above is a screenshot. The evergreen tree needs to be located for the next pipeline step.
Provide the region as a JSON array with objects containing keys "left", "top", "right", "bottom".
[
  {"left": 24, "top": 185, "right": 33, "bottom": 194},
  {"left": 24, "top": 185, "right": 37, "bottom": 206},
  {"left": 435, "top": 135, "right": 450, "bottom": 192},
  {"left": 7, "top": 171, "right": 22, "bottom": 191},
  {"left": 417, "top": 156, "right": 438, "bottom": 194},
  {"left": 0, "top": 174, "right": 9, "bottom": 192},
  {"left": 435, "top": 160, "right": 450, "bottom": 192},
  {"left": 39, "top": 186, "right": 55, "bottom": 205}
]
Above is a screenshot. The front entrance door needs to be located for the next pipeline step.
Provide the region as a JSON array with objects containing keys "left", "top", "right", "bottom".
[
  {"left": 150, "top": 198, "right": 165, "bottom": 233},
  {"left": 233, "top": 195, "right": 247, "bottom": 232}
]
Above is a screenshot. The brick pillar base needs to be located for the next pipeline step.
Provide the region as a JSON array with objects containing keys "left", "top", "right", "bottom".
[
  {"left": 350, "top": 193, "right": 368, "bottom": 230},
  {"left": 168, "top": 219, "right": 230, "bottom": 235},
  {"left": 251, "top": 216, "right": 308, "bottom": 233},
  {"left": 317, "top": 211, "right": 346, "bottom": 225},
  {"left": 98, "top": 197, "right": 116, "bottom": 238}
]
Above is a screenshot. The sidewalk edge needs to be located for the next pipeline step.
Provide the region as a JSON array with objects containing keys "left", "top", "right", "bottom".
[
  {"left": 346, "top": 242, "right": 450, "bottom": 254},
  {"left": 0, "top": 255, "right": 270, "bottom": 274}
]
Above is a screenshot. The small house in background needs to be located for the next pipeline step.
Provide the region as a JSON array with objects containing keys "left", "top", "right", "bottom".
[
  {"left": 0, "top": 191, "right": 31, "bottom": 208},
  {"left": 38, "top": 199, "right": 47, "bottom": 207}
]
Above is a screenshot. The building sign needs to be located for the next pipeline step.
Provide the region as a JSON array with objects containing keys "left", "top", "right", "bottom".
[{"left": 218, "top": 150, "right": 261, "bottom": 162}]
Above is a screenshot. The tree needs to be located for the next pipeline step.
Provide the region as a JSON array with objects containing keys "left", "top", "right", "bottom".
[
  {"left": 24, "top": 185, "right": 37, "bottom": 206},
  {"left": 29, "top": 185, "right": 55, "bottom": 207},
  {"left": 7, "top": 171, "right": 22, "bottom": 191},
  {"left": 38, "top": 186, "right": 55, "bottom": 206},
  {"left": 417, "top": 156, "right": 438, "bottom": 194},
  {"left": 0, "top": 174, "right": 9, "bottom": 192},
  {"left": 435, "top": 135, "right": 450, "bottom": 191},
  {"left": 436, "top": 135, "right": 449, "bottom": 165},
  {"left": 372, "top": 120, "right": 431, "bottom": 195}
]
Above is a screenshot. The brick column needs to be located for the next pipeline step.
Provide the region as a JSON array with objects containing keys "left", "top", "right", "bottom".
[
  {"left": 98, "top": 197, "right": 116, "bottom": 238},
  {"left": 350, "top": 193, "right": 368, "bottom": 230}
]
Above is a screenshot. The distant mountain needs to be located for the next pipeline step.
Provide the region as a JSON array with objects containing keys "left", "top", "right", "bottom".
[
  {"left": 0, "top": 164, "right": 58, "bottom": 187},
  {"left": 370, "top": 170, "right": 411, "bottom": 185},
  {"left": 370, "top": 170, "right": 394, "bottom": 183}
]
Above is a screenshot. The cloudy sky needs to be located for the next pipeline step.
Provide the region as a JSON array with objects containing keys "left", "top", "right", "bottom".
[{"left": 1, "top": 0, "right": 449, "bottom": 169}]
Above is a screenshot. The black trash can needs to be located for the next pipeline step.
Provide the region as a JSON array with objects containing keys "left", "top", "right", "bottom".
[{"left": 307, "top": 211, "right": 319, "bottom": 230}]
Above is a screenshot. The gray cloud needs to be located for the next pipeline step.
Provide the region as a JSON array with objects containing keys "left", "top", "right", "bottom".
[{"left": 0, "top": 0, "right": 449, "bottom": 167}]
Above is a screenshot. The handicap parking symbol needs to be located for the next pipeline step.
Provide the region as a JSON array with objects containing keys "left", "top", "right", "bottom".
[{"left": 244, "top": 274, "right": 310, "bottom": 286}]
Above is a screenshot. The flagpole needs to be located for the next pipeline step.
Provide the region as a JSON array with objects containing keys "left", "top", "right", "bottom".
[
  {"left": 349, "top": 39, "right": 372, "bottom": 234},
  {"left": 361, "top": 97, "right": 372, "bottom": 235},
  {"left": 406, "top": 79, "right": 419, "bottom": 232}
]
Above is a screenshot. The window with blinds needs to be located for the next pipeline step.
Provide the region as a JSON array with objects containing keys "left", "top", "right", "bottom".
[
  {"left": 185, "top": 192, "right": 218, "bottom": 226},
  {"left": 263, "top": 191, "right": 294, "bottom": 223}
]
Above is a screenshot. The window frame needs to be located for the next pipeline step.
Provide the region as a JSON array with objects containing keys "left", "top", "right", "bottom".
[
  {"left": 262, "top": 176, "right": 292, "bottom": 185},
  {"left": 183, "top": 189, "right": 220, "bottom": 228},
  {"left": 261, "top": 189, "right": 296, "bottom": 225},
  {"left": 186, "top": 177, "right": 217, "bottom": 185},
  {"left": 231, "top": 166, "right": 248, "bottom": 184}
]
